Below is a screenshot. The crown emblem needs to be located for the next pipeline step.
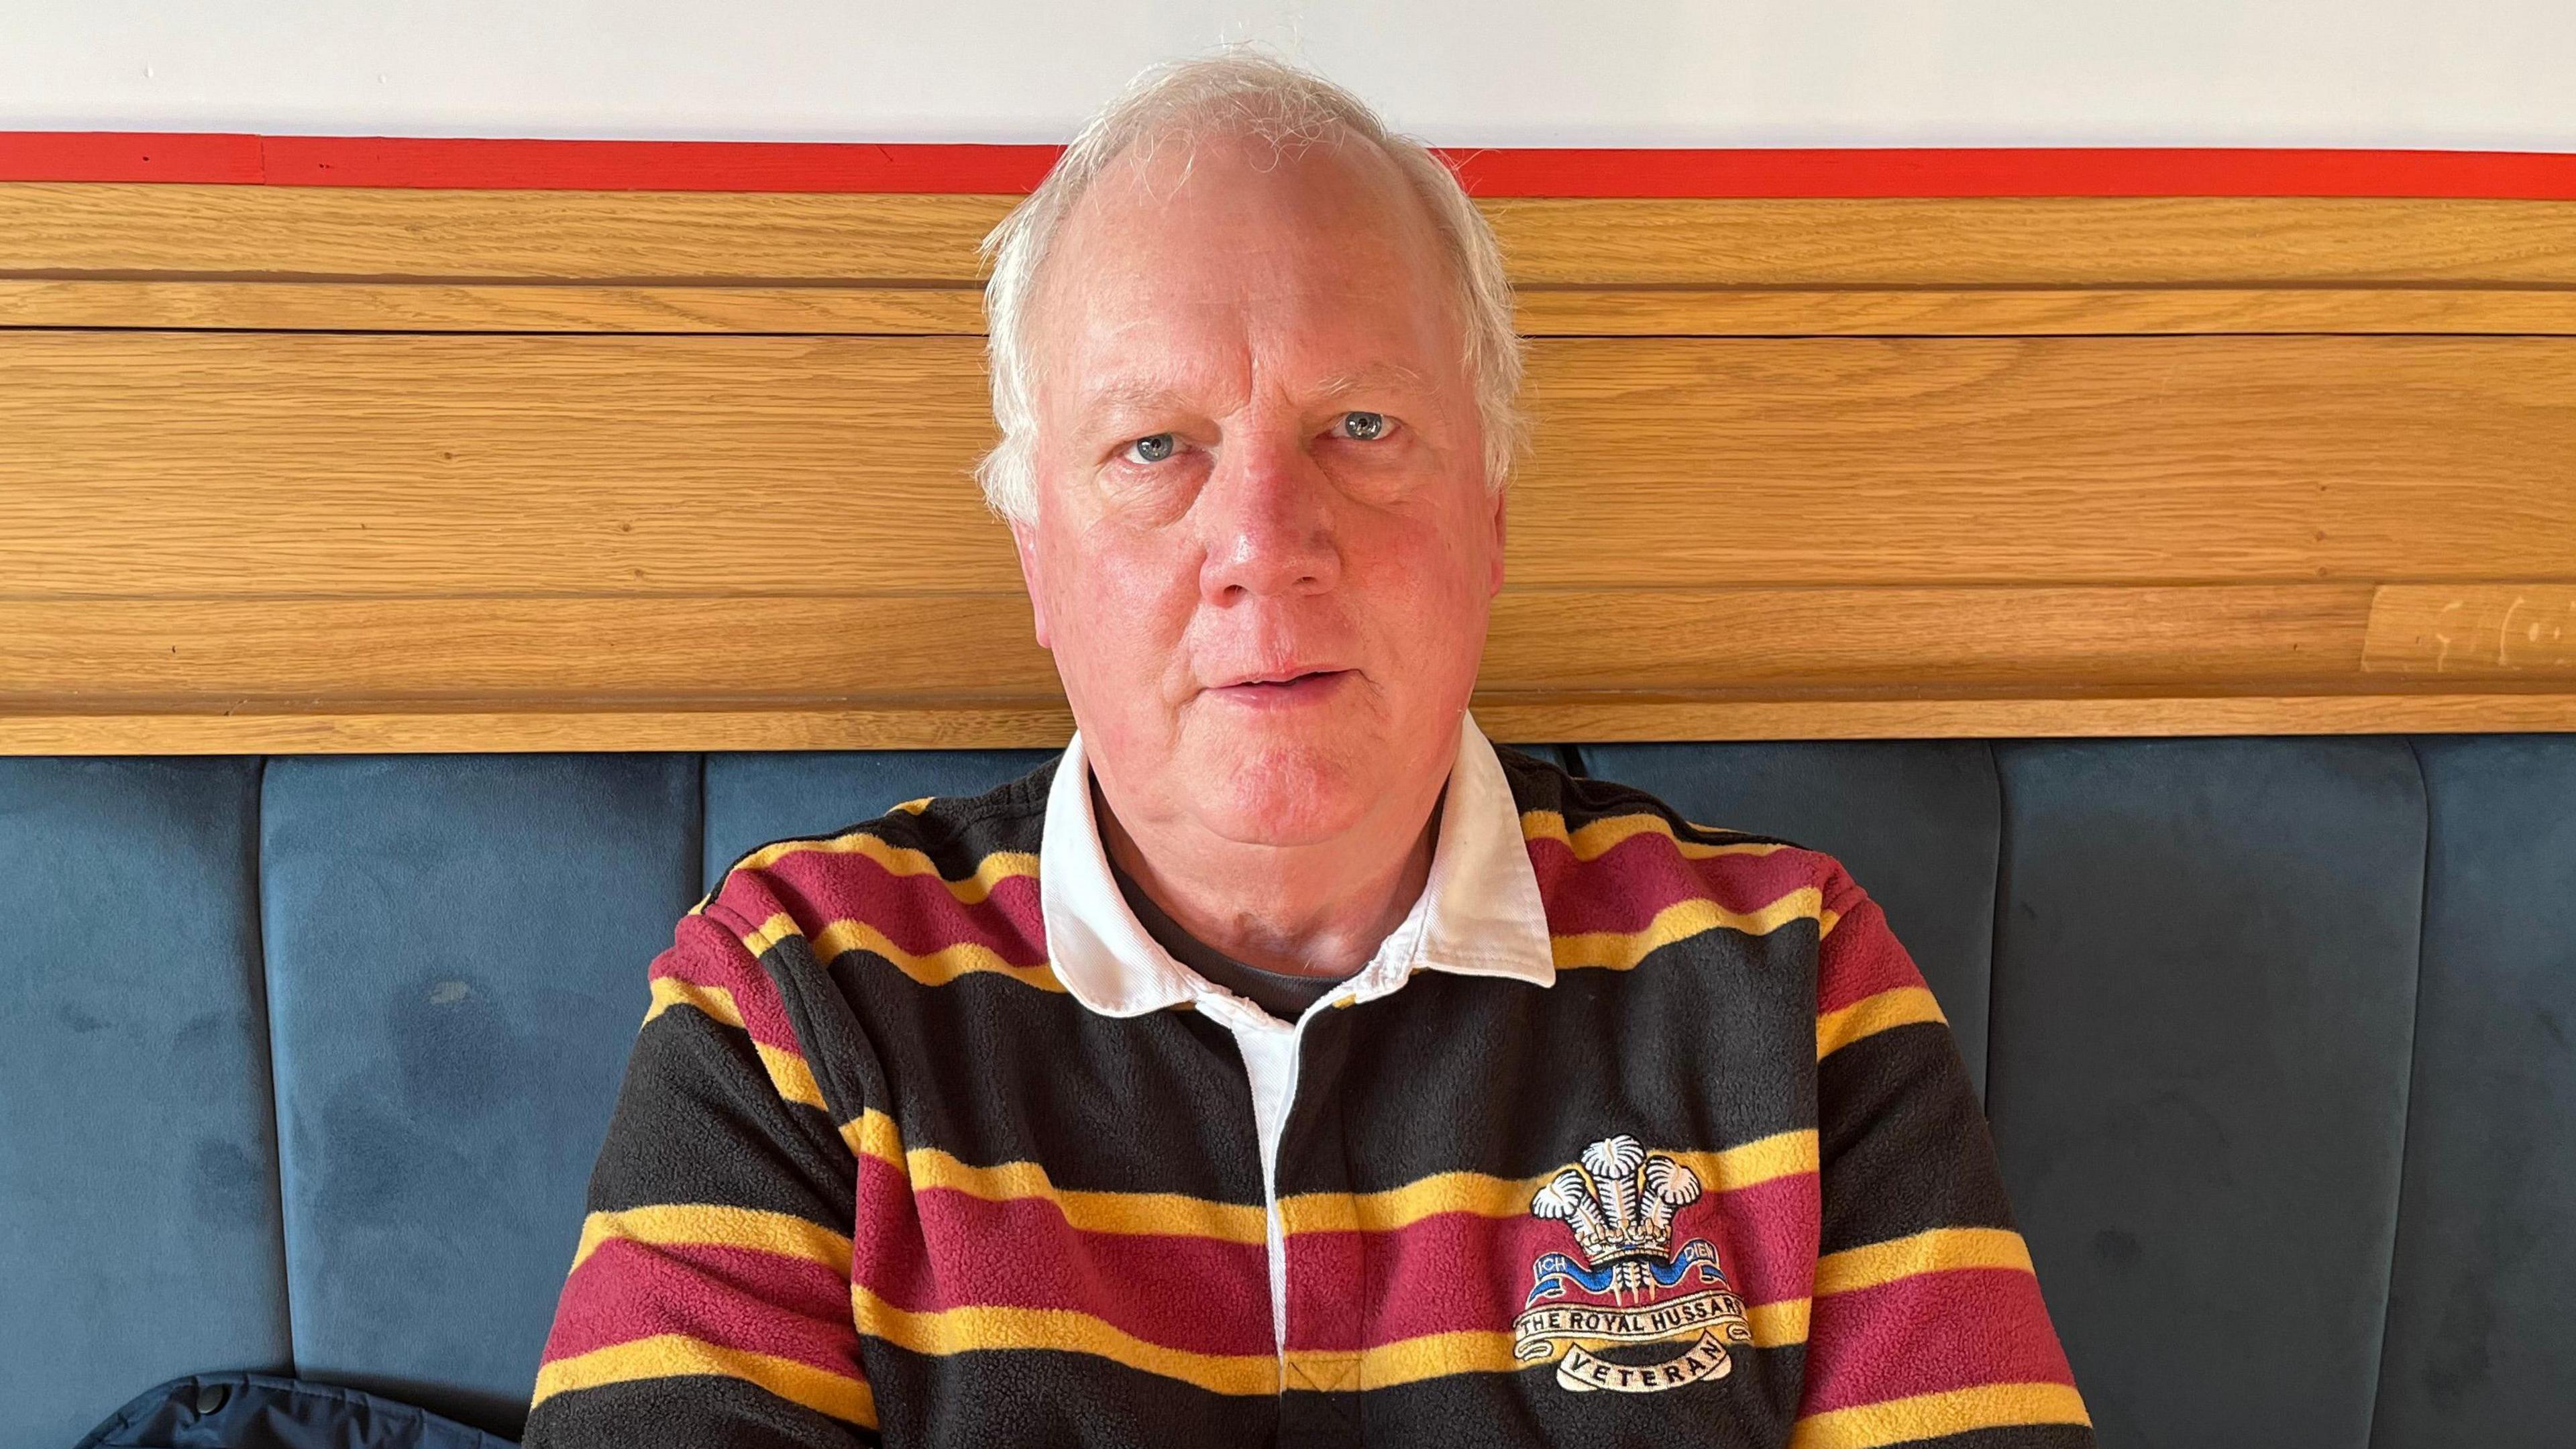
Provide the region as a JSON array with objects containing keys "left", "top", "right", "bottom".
[
  {"left": 1513, "top": 1133, "right": 1755, "bottom": 1394},
  {"left": 1531, "top": 1135, "right": 1704, "bottom": 1301}
]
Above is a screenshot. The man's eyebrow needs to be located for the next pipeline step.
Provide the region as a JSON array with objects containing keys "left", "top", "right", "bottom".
[
  {"left": 1075, "top": 381, "right": 1195, "bottom": 417},
  {"left": 1311, "top": 364, "right": 1430, "bottom": 398},
  {"left": 1072, "top": 365, "right": 1430, "bottom": 419}
]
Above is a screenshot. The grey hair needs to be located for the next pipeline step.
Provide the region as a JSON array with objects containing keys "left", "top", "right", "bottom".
[{"left": 973, "top": 50, "right": 1527, "bottom": 522}]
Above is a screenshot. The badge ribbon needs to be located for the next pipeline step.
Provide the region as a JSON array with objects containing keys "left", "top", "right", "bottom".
[{"left": 1511, "top": 1134, "right": 1758, "bottom": 1395}]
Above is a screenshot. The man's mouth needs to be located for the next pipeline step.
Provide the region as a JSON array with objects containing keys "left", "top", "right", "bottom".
[{"left": 1207, "top": 667, "right": 1356, "bottom": 706}]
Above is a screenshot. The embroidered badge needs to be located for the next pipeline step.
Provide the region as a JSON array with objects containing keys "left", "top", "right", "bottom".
[{"left": 1511, "top": 1134, "right": 1756, "bottom": 1393}]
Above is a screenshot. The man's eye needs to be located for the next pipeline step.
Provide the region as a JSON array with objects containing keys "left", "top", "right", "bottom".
[
  {"left": 1123, "top": 433, "right": 1177, "bottom": 464},
  {"left": 1334, "top": 411, "right": 1389, "bottom": 441}
]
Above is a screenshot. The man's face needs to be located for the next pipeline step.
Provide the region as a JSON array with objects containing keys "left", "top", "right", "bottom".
[{"left": 1009, "top": 131, "right": 1505, "bottom": 849}]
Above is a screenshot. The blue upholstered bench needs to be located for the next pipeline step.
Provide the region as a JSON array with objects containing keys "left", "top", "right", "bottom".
[{"left": 6, "top": 737, "right": 2571, "bottom": 1448}]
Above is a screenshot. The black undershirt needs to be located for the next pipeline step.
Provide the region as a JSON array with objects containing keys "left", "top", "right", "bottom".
[{"left": 1102, "top": 847, "right": 1351, "bottom": 1024}]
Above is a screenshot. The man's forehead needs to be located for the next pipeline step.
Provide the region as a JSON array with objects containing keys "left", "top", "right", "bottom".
[
  {"left": 1044, "top": 130, "right": 1445, "bottom": 303},
  {"left": 1071, "top": 362, "right": 1434, "bottom": 415}
]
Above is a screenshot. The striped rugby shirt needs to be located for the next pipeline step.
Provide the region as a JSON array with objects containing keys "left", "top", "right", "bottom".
[{"left": 525, "top": 719, "right": 2093, "bottom": 1449}]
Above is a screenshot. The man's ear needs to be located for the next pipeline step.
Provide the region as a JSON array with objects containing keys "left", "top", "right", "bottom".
[
  {"left": 1485, "top": 482, "right": 1509, "bottom": 599},
  {"left": 1007, "top": 511, "right": 1055, "bottom": 651}
]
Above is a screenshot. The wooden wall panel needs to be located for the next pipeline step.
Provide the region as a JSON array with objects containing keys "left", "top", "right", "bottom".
[
  {"left": 3, "top": 185, "right": 2573, "bottom": 751},
  {"left": 10, "top": 331, "right": 2573, "bottom": 596},
  {"left": 13, "top": 185, "right": 2576, "bottom": 286}
]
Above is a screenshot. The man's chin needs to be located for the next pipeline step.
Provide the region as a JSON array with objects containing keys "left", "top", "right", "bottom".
[{"left": 1182, "top": 737, "right": 1387, "bottom": 848}]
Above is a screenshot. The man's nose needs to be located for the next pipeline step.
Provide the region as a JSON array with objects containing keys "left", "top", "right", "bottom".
[{"left": 1195, "top": 426, "right": 1343, "bottom": 603}]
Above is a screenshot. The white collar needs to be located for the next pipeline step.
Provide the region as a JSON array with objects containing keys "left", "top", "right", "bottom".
[{"left": 1036, "top": 711, "right": 1556, "bottom": 1021}]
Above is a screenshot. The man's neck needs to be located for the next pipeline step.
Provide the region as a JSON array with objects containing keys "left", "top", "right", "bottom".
[{"left": 1089, "top": 769, "right": 1445, "bottom": 981}]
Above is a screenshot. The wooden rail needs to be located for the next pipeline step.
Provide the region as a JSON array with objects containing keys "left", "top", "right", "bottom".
[{"left": 5, "top": 183, "right": 2573, "bottom": 751}]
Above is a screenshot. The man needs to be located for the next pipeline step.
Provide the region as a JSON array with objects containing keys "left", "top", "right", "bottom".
[{"left": 523, "top": 54, "right": 2092, "bottom": 1449}]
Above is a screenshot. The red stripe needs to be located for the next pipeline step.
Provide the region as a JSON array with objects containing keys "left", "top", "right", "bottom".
[
  {"left": 1285, "top": 1171, "right": 1817, "bottom": 1353},
  {"left": 851, "top": 1154, "right": 1274, "bottom": 1356},
  {"left": 1814, "top": 894, "right": 1926, "bottom": 1016},
  {"left": 541, "top": 1236, "right": 861, "bottom": 1370},
  {"left": 1446, "top": 144, "right": 2576, "bottom": 199},
  {"left": 1527, "top": 832, "right": 1824, "bottom": 938},
  {"left": 262, "top": 135, "right": 1059, "bottom": 192},
  {"left": 651, "top": 913, "right": 806, "bottom": 1054},
  {"left": 756, "top": 847, "right": 1049, "bottom": 971},
  {"left": 0, "top": 131, "right": 262, "bottom": 183},
  {"left": 5, "top": 132, "right": 2576, "bottom": 199},
  {"left": 1799, "top": 1267, "right": 2077, "bottom": 1414}
]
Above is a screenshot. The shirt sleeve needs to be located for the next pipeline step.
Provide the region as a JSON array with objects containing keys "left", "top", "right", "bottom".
[
  {"left": 1792, "top": 861, "right": 2096, "bottom": 1449},
  {"left": 521, "top": 904, "right": 879, "bottom": 1448}
]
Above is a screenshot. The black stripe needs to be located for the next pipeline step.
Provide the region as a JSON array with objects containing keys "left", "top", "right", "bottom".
[
  {"left": 826, "top": 952, "right": 1268, "bottom": 1202},
  {"left": 1277, "top": 932, "right": 1819, "bottom": 1195},
  {"left": 1817, "top": 1020, "right": 2016, "bottom": 1252},
  {"left": 522, "top": 1372, "right": 879, "bottom": 1449},
  {"left": 1332, "top": 1343, "right": 1806, "bottom": 1448},
  {"left": 859, "top": 1340, "right": 1277, "bottom": 1448},
  {"left": 583, "top": 1004, "right": 855, "bottom": 1230}
]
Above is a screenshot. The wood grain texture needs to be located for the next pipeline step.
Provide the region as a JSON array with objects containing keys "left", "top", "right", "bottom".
[
  {"left": 1480, "top": 196, "right": 2576, "bottom": 286},
  {"left": 7, "top": 689, "right": 2573, "bottom": 755},
  {"left": 11, "top": 331, "right": 2576, "bottom": 598},
  {"left": 0, "top": 182, "right": 1014, "bottom": 279},
  {"left": 13, "top": 186, "right": 2576, "bottom": 287},
  {"left": 0, "top": 278, "right": 990, "bottom": 333},
  {"left": 0, "top": 585, "right": 2375, "bottom": 702},
  {"left": 7, "top": 182, "right": 2573, "bottom": 750},
  {"left": 2364, "top": 584, "right": 2576, "bottom": 676},
  {"left": 20, "top": 278, "right": 2576, "bottom": 337},
  {"left": 1507, "top": 286, "right": 2576, "bottom": 337}
]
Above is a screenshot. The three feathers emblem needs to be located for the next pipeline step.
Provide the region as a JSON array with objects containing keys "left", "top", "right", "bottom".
[{"left": 1529, "top": 1134, "right": 1705, "bottom": 1301}]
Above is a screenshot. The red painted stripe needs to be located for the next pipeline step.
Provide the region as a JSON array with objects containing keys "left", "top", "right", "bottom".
[
  {"left": 1285, "top": 1171, "right": 1817, "bottom": 1353},
  {"left": 261, "top": 135, "right": 1061, "bottom": 193},
  {"left": 0, "top": 131, "right": 262, "bottom": 183},
  {"left": 1799, "top": 1267, "right": 2077, "bottom": 1413},
  {"left": 541, "top": 1236, "right": 861, "bottom": 1369},
  {"left": 5, "top": 131, "right": 2576, "bottom": 199},
  {"left": 851, "top": 1155, "right": 1275, "bottom": 1357},
  {"left": 1444, "top": 144, "right": 2576, "bottom": 200}
]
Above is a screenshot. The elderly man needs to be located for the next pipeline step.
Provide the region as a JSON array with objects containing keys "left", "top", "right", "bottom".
[{"left": 523, "top": 55, "right": 2091, "bottom": 1449}]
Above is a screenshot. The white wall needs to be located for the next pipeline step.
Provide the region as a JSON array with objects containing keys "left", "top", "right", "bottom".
[{"left": 5, "top": 1, "right": 2573, "bottom": 150}]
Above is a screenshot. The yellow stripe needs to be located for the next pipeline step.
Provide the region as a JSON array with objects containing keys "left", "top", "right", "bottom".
[
  {"left": 1280, "top": 1129, "right": 1817, "bottom": 1234},
  {"left": 738, "top": 910, "right": 1062, "bottom": 991},
  {"left": 723, "top": 829, "right": 1036, "bottom": 905},
  {"left": 1520, "top": 809, "right": 1790, "bottom": 861},
  {"left": 1289, "top": 1332, "right": 1509, "bottom": 1391},
  {"left": 812, "top": 915, "right": 1064, "bottom": 991},
  {"left": 845, "top": 1106, "right": 904, "bottom": 1165},
  {"left": 533, "top": 1333, "right": 876, "bottom": 1428},
  {"left": 839, "top": 1109, "right": 1269, "bottom": 1242},
  {"left": 1288, "top": 1302, "right": 1823, "bottom": 1393},
  {"left": 1749, "top": 1297, "right": 1811, "bottom": 1346},
  {"left": 645, "top": 975, "right": 745, "bottom": 1031},
  {"left": 569, "top": 1203, "right": 853, "bottom": 1276},
  {"left": 910, "top": 1146, "right": 1271, "bottom": 1242},
  {"left": 1815, "top": 984, "right": 1948, "bottom": 1061},
  {"left": 1791, "top": 1381, "right": 2090, "bottom": 1449},
  {"left": 1814, "top": 1227, "right": 2033, "bottom": 1299},
  {"left": 642, "top": 976, "right": 827, "bottom": 1111},
  {"left": 1552, "top": 888, "right": 1827, "bottom": 971},
  {"left": 853, "top": 1286, "right": 1279, "bottom": 1397},
  {"left": 741, "top": 911, "right": 1061, "bottom": 993}
]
